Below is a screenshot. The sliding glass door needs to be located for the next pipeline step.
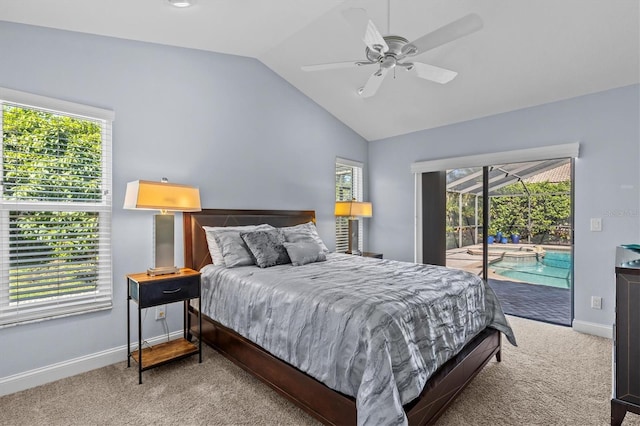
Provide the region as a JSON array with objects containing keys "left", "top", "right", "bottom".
[
  {"left": 423, "top": 158, "right": 574, "bottom": 325},
  {"left": 484, "top": 159, "right": 573, "bottom": 326}
]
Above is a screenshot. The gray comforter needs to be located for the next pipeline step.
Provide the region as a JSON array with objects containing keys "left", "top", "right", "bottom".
[{"left": 200, "top": 253, "right": 516, "bottom": 426}]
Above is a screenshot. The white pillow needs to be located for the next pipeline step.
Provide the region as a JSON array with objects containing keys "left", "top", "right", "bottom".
[
  {"left": 203, "top": 224, "right": 274, "bottom": 267},
  {"left": 279, "top": 221, "right": 329, "bottom": 253},
  {"left": 283, "top": 241, "right": 326, "bottom": 266}
]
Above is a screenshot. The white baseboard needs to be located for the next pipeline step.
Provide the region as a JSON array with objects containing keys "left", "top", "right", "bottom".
[
  {"left": 572, "top": 319, "right": 613, "bottom": 339},
  {"left": 0, "top": 331, "right": 183, "bottom": 397}
]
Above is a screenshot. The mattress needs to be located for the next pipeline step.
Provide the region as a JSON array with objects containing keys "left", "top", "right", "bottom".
[{"left": 200, "top": 253, "right": 515, "bottom": 426}]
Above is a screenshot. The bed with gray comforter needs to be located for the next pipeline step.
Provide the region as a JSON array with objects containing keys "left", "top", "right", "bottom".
[{"left": 200, "top": 253, "right": 515, "bottom": 426}]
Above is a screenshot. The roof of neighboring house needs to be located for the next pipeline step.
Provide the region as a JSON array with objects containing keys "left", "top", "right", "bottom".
[{"left": 524, "top": 163, "right": 571, "bottom": 183}]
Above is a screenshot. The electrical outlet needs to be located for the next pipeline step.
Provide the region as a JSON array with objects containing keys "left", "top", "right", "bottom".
[
  {"left": 590, "top": 218, "right": 602, "bottom": 232},
  {"left": 155, "top": 305, "right": 166, "bottom": 320},
  {"left": 591, "top": 296, "right": 602, "bottom": 310}
]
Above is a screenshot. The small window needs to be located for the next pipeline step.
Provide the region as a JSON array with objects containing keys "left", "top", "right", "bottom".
[
  {"left": 0, "top": 88, "right": 113, "bottom": 327},
  {"left": 335, "top": 158, "right": 364, "bottom": 253}
]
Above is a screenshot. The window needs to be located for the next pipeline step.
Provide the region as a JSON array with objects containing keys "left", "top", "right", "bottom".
[
  {"left": 0, "top": 88, "right": 113, "bottom": 327},
  {"left": 335, "top": 158, "right": 364, "bottom": 253}
]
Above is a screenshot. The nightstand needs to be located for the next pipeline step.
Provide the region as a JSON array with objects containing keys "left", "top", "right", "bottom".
[
  {"left": 127, "top": 268, "right": 202, "bottom": 384},
  {"left": 345, "top": 251, "right": 383, "bottom": 259}
]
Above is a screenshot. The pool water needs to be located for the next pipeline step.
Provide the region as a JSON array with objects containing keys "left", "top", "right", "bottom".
[{"left": 492, "top": 251, "right": 572, "bottom": 289}]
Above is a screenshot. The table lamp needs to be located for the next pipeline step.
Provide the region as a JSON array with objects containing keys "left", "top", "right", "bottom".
[
  {"left": 335, "top": 199, "right": 372, "bottom": 255},
  {"left": 124, "top": 178, "right": 201, "bottom": 275}
]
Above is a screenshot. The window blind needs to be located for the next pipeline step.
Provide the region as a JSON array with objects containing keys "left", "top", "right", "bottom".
[
  {"left": 0, "top": 89, "right": 113, "bottom": 327},
  {"left": 335, "top": 159, "right": 364, "bottom": 253}
]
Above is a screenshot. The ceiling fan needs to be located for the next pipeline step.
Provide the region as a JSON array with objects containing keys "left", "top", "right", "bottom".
[{"left": 302, "top": 8, "right": 483, "bottom": 98}]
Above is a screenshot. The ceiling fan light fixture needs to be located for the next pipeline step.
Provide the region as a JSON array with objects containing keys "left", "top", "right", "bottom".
[{"left": 168, "top": 0, "right": 193, "bottom": 8}]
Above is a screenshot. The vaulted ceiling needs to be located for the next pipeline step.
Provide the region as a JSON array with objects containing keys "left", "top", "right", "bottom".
[{"left": 1, "top": 0, "right": 638, "bottom": 141}]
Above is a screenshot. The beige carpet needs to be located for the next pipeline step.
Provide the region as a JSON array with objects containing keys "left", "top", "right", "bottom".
[{"left": 2, "top": 316, "right": 639, "bottom": 426}]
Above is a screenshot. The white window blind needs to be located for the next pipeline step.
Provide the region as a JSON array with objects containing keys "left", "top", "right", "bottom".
[
  {"left": 0, "top": 88, "right": 113, "bottom": 327},
  {"left": 335, "top": 158, "right": 364, "bottom": 253}
]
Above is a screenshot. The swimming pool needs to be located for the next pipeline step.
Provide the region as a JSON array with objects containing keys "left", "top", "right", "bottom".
[{"left": 492, "top": 250, "right": 572, "bottom": 289}]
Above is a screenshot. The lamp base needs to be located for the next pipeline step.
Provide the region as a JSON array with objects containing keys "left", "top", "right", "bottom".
[
  {"left": 147, "top": 266, "right": 179, "bottom": 276},
  {"left": 348, "top": 218, "right": 360, "bottom": 255}
]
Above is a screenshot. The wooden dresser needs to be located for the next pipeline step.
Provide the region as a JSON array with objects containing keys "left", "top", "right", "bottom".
[{"left": 612, "top": 246, "right": 640, "bottom": 425}]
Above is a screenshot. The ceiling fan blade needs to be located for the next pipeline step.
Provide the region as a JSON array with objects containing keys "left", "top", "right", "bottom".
[
  {"left": 342, "top": 8, "right": 389, "bottom": 54},
  {"left": 358, "top": 68, "right": 388, "bottom": 98},
  {"left": 411, "top": 62, "right": 458, "bottom": 84},
  {"left": 402, "top": 13, "right": 483, "bottom": 56},
  {"left": 302, "top": 61, "right": 372, "bottom": 72}
]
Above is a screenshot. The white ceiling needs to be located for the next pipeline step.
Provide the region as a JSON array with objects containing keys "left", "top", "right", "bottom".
[{"left": 1, "top": 0, "right": 638, "bottom": 141}]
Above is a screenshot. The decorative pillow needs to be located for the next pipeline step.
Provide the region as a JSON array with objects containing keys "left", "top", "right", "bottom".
[
  {"left": 203, "top": 224, "right": 274, "bottom": 267},
  {"left": 240, "top": 229, "right": 290, "bottom": 268},
  {"left": 280, "top": 221, "right": 329, "bottom": 253},
  {"left": 283, "top": 241, "right": 327, "bottom": 266}
]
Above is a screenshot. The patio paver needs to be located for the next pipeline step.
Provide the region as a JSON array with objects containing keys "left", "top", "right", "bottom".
[{"left": 488, "top": 278, "right": 571, "bottom": 326}]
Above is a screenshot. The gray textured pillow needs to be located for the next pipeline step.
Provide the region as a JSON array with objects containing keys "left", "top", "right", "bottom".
[
  {"left": 280, "top": 221, "right": 329, "bottom": 253},
  {"left": 283, "top": 241, "right": 327, "bottom": 266},
  {"left": 241, "top": 229, "right": 290, "bottom": 268},
  {"left": 205, "top": 224, "right": 275, "bottom": 267}
]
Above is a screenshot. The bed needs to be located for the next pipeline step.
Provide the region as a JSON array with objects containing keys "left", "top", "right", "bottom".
[{"left": 183, "top": 209, "right": 515, "bottom": 426}]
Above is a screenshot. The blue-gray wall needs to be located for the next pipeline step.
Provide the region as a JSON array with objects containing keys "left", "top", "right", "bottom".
[
  {"left": 0, "top": 21, "right": 367, "bottom": 379},
  {"left": 368, "top": 84, "right": 640, "bottom": 329}
]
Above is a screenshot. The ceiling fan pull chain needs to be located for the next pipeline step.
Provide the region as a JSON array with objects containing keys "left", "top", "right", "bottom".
[{"left": 387, "top": 0, "right": 391, "bottom": 34}]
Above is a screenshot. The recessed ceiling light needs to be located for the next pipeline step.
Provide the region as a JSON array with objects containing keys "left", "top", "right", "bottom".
[{"left": 168, "top": 0, "right": 193, "bottom": 7}]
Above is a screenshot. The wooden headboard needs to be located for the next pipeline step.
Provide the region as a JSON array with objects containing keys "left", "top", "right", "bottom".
[{"left": 183, "top": 209, "right": 316, "bottom": 271}]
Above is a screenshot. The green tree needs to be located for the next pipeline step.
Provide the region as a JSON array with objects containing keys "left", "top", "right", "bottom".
[
  {"left": 490, "top": 181, "right": 571, "bottom": 244},
  {"left": 447, "top": 180, "right": 572, "bottom": 247},
  {"left": 3, "top": 106, "right": 102, "bottom": 201}
]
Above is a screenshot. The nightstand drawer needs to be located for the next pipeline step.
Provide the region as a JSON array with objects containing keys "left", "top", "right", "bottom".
[
  {"left": 142, "top": 277, "right": 199, "bottom": 307},
  {"left": 129, "top": 274, "right": 200, "bottom": 308}
]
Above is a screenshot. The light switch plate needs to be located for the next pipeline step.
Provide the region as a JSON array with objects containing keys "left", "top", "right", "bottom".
[{"left": 590, "top": 218, "right": 602, "bottom": 232}]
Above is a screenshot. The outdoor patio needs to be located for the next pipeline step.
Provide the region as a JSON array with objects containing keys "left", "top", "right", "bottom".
[{"left": 446, "top": 244, "right": 572, "bottom": 326}]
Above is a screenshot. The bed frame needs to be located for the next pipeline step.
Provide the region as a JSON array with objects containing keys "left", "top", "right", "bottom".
[{"left": 184, "top": 209, "right": 501, "bottom": 426}]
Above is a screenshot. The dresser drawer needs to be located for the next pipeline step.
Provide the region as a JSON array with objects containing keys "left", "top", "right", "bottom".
[{"left": 130, "top": 274, "right": 200, "bottom": 308}]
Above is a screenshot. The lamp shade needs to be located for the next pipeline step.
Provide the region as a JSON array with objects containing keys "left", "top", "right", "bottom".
[
  {"left": 123, "top": 180, "right": 201, "bottom": 212},
  {"left": 334, "top": 200, "right": 372, "bottom": 218}
]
